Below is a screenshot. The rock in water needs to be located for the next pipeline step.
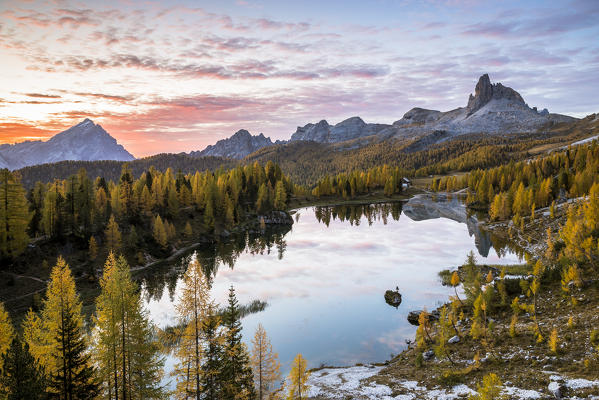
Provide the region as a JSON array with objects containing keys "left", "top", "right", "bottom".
[{"left": 384, "top": 290, "right": 402, "bottom": 308}]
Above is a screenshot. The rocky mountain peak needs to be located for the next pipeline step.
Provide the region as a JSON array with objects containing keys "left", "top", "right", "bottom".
[
  {"left": 0, "top": 119, "right": 134, "bottom": 170},
  {"left": 466, "top": 74, "right": 525, "bottom": 115},
  {"left": 191, "top": 129, "right": 273, "bottom": 159},
  {"left": 232, "top": 129, "right": 251, "bottom": 138}
]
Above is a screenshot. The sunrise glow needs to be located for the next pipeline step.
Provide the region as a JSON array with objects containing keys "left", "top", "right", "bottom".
[{"left": 1, "top": 0, "right": 598, "bottom": 157}]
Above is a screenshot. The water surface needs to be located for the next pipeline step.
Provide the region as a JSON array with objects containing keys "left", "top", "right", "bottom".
[{"left": 141, "top": 200, "right": 520, "bottom": 378}]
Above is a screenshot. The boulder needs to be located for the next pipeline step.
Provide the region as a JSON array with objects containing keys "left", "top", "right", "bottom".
[
  {"left": 422, "top": 350, "right": 435, "bottom": 361},
  {"left": 384, "top": 290, "right": 402, "bottom": 308},
  {"left": 448, "top": 335, "right": 460, "bottom": 344}
]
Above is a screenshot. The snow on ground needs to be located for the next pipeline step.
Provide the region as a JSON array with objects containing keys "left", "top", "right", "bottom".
[
  {"left": 502, "top": 386, "right": 542, "bottom": 399},
  {"left": 570, "top": 135, "right": 599, "bottom": 146},
  {"left": 307, "top": 365, "right": 599, "bottom": 399}
]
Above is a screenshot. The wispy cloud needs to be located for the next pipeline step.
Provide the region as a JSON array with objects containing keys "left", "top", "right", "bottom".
[{"left": 0, "top": 0, "right": 597, "bottom": 156}]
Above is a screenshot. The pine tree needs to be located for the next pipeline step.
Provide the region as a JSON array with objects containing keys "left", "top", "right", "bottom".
[
  {"left": 94, "top": 253, "right": 167, "bottom": 399},
  {"left": 104, "top": 215, "right": 122, "bottom": 253},
  {"left": 201, "top": 307, "right": 223, "bottom": 400},
  {"left": 0, "top": 169, "right": 31, "bottom": 259},
  {"left": 251, "top": 324, "right": 281, "bottom": 400},
  {"left": 0, "top": 336, "right": 47, "bottom": 399},
  {"left": 23, "top": 257, "right": 98, "bottom": 399},
  {"left": 286, "top": 354, "right": 309, "bottom": 400},
  {"left": 173, "top": 260, "right": 211, "bottom": 400},
  {"left": 221, "top": 287, "right": 255, "bottom": 400}
]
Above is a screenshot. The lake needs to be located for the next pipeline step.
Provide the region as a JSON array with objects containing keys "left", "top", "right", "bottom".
[{"left": 139, "top": 196, "right": 521, "bottom": 383}]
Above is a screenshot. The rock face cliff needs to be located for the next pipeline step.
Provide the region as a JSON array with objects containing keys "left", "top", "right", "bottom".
[
  {"left": 190, "top": 129, "right": 274, "bottom": 159},
  {"left": 0, "top": 119, "right": 135, "bottom": 170}
]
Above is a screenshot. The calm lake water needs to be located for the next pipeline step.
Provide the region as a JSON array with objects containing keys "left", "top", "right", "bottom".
[{"left": 139, "top": 197, "right": 521, "bottom": 383}]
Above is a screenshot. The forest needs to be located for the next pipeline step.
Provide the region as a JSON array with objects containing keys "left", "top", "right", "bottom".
[{"left": 0, "top": 161, "right": 294, "bottom": 268}]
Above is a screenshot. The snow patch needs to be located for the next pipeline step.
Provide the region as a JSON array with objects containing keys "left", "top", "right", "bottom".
[{"left": 502, "top": 386, "right": 542, "bottom": 399}]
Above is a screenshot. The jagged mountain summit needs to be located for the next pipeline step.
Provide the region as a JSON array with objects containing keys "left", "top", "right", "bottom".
[
  {"left": 287, "top": 74, "right": 576, "bottom": 144},
  {"left": 190, "top": 129, "right": 274, "bottom": 159},
  {"left": 392, "top": 73, "right": 575, "bottom": 137},
  {"left": 0, "top": 118, "right": 134, "bottom": 170}
]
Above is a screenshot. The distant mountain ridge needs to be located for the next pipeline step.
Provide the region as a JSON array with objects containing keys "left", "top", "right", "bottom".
[
  {"left": 190, "top": 129, "right": 274, "bottom": 159},
  {"left": 0, "top": 118, "right": 134, "bottom": 170},
  {"left": 188, "top": 74, "right": 577, "bottom": 158}
]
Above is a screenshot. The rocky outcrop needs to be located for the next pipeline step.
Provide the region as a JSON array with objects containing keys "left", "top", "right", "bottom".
[
  {"left": 0, "top": 119, "right": 134, "bottom": 170},
  {"left": 392, "top": 74, "right": 576, "bottom": 139},
  {"left": 191, "top": 129, "right": 273, "bottom": 159},
  {"left": 466, "top": 74, "right": 525, "bottom": 116},
  {"left": 258, "top": 211, "right": 294, "bottom": 225}
]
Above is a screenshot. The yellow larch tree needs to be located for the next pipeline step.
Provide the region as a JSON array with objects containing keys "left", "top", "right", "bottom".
[
  {"left": 286, "top": 353, "right": 310, "bottom": 400},
  {"left": 251, "top": 324, "right": 282, "bottom": 400},
  {"left": 0, "top": 301, "right": 14, "bottom": 373},
  {"left": 22, "top": 256, "right": 98, "bottom": 398},
  {"left": 173, "top": 259, "right": 212, "bottom": 399},
  {"left": 105, "top": 214, "right": 122, "bottom": 253}
]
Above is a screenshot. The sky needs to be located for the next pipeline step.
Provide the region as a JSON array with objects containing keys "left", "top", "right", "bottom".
[{"left": 1, "top": 0, "right": 598, "bottom": 157}]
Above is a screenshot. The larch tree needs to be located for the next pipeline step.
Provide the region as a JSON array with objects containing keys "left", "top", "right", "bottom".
[
  {"left": 173, "top": 259, "right": 211, "bottom": 400},
  {"left": 286, "top": 354, "right": 309, "bottom": 400},
  {"left": 274, "top": 181, "right": 287, "bottom": 211},
  {"left": 0, "top": 301, "right": 15, "bottom": 372},
  {"left": 104, "top": 215, "right": 122, "bottom": 253},
  {"left": 94, "top": 252, "right": 167, "bottom": 400},
  {"left": 0, "top": 169, "right": 31, "bottom": 260},
  {"left": 153, "top": 215, "right": 168, "bottom": 250},
  {"left": 221, "top": 286, "right": 255, "bottom": 400},
  {"left": 250, "top": 324, "right": 281, "bottom": 400},
  {"left": 22, "top": 257, "right": 98, "bottom": 399}
]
